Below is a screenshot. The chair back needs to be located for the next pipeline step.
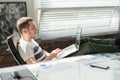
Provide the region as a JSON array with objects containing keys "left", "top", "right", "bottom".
[{"left": 7, "top": 34, "right": 26, "bottom": 65}]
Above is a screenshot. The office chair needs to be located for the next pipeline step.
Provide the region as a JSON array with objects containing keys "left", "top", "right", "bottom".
[{"left": 7, "top": 33, "right": 26, "bottom": 65}]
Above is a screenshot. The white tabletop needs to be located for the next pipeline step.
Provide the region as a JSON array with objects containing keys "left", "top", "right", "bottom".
[{"left": 0, "top": 53, "right": 120, "bottom": 80}]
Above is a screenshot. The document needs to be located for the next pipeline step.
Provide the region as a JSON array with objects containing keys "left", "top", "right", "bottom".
[
  {"left": 39, "top": 62, "right": 73, "bottom": 72},
  {"left": 39, "top": 61, "right": 80, "bottom": 80},
  {"left": 56, "top": 44, "right": 79, "bottom": 58}
]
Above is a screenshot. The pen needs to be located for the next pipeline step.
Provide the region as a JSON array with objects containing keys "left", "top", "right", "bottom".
[{"left": 89, "top": 64, "right": 110, "bottom": 70}]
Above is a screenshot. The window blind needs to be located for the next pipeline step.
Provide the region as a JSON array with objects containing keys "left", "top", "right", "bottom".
[
  {"left": 38, "top": 0, "right": 120, "bottom": 8},
  {"left": 38, "top": 0, "right": 120, "bottom": 40}
]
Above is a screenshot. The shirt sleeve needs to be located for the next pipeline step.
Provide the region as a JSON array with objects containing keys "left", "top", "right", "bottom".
[{"left": 19, "top": 44, "right": 35, "bottom": 61}]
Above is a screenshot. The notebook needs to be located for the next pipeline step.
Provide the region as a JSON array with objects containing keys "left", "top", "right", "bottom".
[{"left": 56, "top": 27, "right": 82, "bottom": 58}]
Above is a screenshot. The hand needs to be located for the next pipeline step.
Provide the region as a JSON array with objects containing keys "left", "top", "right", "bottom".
[{"left": 51, "top": 48, "right": 62, "bottom": 56}]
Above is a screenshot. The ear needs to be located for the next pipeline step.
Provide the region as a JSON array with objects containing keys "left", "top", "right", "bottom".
[{"left": 22, "top": 28, "right": 27, "bottom": 33}]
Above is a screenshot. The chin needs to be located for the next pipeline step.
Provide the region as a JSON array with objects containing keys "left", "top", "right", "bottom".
[{"left": 33, "top": 35, "right": 36, "bottom": 38}]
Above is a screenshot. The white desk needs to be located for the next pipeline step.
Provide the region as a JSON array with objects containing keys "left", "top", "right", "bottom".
[
  {"left": 0, "top": 53, "right": 120, "bottom": 80},
  {"left": 25, "top": 57, "right": 80, "bottom": 80},
  {"left": 25, "top": 53, "right": 120, "bottom": 80}
]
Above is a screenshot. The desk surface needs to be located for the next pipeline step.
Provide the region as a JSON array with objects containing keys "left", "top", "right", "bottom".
[{"left": 0, "top": 53, "right": 120, "bottom": 80}]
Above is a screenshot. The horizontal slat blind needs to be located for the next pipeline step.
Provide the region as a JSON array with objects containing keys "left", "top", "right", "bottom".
[
  {"left": 38, "top": 0, "right": 120, "bottom": 40},
  {"left": 37, "top": 0, "right": 120, "bottom": 8}
]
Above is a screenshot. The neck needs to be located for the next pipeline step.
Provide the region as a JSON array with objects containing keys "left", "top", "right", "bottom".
[{"left": 21, "top": 35, "right": 32, "bottom": 42}]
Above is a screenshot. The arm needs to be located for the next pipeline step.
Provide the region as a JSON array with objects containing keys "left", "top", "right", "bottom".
[
  {"left": 24, "top": 48, "right": 61, "bottom": 63},
  {"left": 25, "top": 57, "right": 36, "bottom": 64},
  {"left": 42, "top": 50, "right": 50, "bottom": 56},
  {"left": 42, "top": 48, "right": 62, "bottom": 61}
]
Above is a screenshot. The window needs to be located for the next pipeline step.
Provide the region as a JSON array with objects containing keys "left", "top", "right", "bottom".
[
  {"left": 37, "top": 0, "right": 120, "bottom": 40},
  {"left": 0, "top": 0, "right": 34, "bottom": 41}
]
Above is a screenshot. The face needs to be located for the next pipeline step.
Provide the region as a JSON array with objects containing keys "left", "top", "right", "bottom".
[{"left": 27, "top": 21, "right": 38, "bottom": 39}]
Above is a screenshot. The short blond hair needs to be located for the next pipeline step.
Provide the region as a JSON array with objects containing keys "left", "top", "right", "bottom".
[{"left": 16, "top": 17, "right": 33, "bottom": 33}]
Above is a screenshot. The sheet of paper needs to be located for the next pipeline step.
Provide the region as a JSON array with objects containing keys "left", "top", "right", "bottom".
[
  {"left": 39, "top": 60, "right": 74, "bottom": 72},
  {"left": 57, "top": 44, "right": 78, "bottom": 58},
  {"left": 95, "top": 53, "right": 120, "bottom": 60},
  {"left": 38, "top": 60, "right": 80, "bottom": 80},
  {"left": 77, "top": 55, "right": 108, "bottom": 65}
]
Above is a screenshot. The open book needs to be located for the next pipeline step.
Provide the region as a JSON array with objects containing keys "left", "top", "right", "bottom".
[{"left": 56, "top": 44, "right": 79, "bottom": 58}]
